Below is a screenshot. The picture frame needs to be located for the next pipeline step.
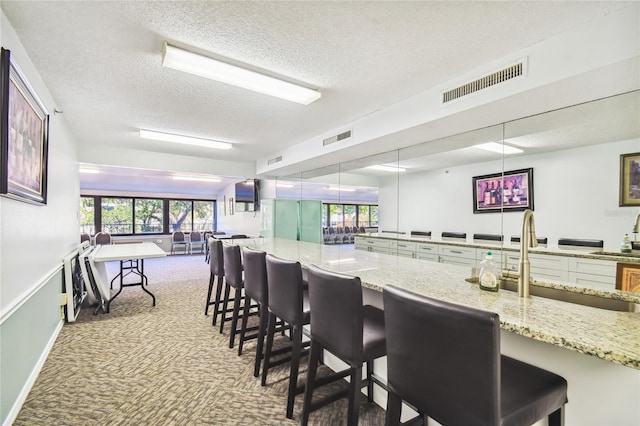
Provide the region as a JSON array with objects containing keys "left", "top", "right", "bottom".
[
  {"left": 0, "top": 48, "right": 49, "bottom": 205},
  {"left": 472, "top": 168, "right": 533, "bottom": 214},
  {"left": 619, "top": 152, "right": 640, "bottom": 206},
  {"left": 615, "top": 262, "right": 640, "bottom": 293}
]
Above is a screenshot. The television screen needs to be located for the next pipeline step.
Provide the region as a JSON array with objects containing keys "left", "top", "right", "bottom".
[{"left": 235, "top": 179, "right": 255, "bottom": 203}]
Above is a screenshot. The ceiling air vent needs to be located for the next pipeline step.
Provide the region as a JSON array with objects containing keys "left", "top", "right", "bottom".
[
  {"left": 442, "top": 61, "right": 525, "bottom": 103},
  {"left": 323, "top": 129, "right": 352, "bottom": 146},
  {"left": 267, "top": 156, "right": 282, "bottom": 165}
]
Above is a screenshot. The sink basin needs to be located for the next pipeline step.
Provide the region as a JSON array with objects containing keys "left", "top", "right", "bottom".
[
  {"left": 594, "top": 250, "right": 640, "bottom": 258},
  {"left": 466, "top": 277, "right": 640, "bottom": 312}
]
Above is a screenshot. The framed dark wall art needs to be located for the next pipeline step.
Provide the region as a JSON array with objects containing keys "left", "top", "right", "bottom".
[
  {"left": 0, "top": 47, "right": 50, "bottom": 205},
  {"left": 472, "top": 168, "right": 534, "bottom": 213},
  {"left": 619, "top": 152, "right": 640, "bottom": 206}
]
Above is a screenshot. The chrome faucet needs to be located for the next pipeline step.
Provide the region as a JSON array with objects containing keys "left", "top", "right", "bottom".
[
  {"left": 633, "top": 213, "right": 640, "bottom": 235},
  {"left": 518, "top": 209, "right": 538, "bottom": 298}
]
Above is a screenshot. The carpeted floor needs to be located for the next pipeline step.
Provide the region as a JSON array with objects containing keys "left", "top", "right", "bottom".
[{"left": 13, "top": 254, "right": 385, "bottom": 425}]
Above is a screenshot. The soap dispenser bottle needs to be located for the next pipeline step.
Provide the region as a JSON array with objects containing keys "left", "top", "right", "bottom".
[
  {"left": 479, "top": 251, "right": 499, "bottom": 292},
  {"left": 621, "top": 234, "right": 632, "bottom": 254}
]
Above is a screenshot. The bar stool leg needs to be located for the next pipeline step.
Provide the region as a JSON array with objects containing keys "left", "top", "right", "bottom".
[
  {"left": 229, "top": 289, "right": 242, "bottom": 348},
  {"left": 385, "top": 391, "right": 402, "bottom": 426},
  {"left": 219, "top": 283, "right": 231, "bottom": 333},
  {"left": 261, "top": 312, "right": 277, "bottom": 386},
  {"left": 253, "top": 305, "right": 268, "bottom": 376},
  {"left": 367, "top": 360, "right": 374, "bottom": 402},
  {"left": 205, "top": 273, "right": 215, "bottom": 316},
  {"left": 347, "top": 366, "right": 362, "bottom": 426},
  {"left": 238, "top": 297, "right": 252, "bottom": 356},
  {"left": 212, "top": 276, "right": 224, "bottom": 326},
  {"left": 286, "top": 326, "right": 303, "bottom": 419},
  {"left": 301, "top": 340, "right": 322, "bottom": 425}
]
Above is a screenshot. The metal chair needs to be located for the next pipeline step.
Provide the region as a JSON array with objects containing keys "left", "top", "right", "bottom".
[
  {"left": 171, "top": 231, "right": 189, "bottom": 255},
  {"left": 189, "top": 231, "right": 205, "bottom": 254},
  {"left": 94, "top": 231, "right": 111, "bottom": 245}
]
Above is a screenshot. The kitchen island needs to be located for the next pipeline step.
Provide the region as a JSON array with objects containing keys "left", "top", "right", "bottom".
[{"left": 235, "top": 237, "right": 640, "bottom": 425}]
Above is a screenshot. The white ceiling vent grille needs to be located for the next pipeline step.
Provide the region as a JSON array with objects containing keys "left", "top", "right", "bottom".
[
  {"left": 267, "top": 156, "right": 282, "bottom": 165},
  {"left": 323, "top": 129, "right": 352, "bottom": 146},
  {"left": 442, "top": 61, "right": 525, "bottom": 103}
]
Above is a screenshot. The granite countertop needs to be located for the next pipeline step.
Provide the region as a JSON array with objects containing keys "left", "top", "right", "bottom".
[
  {"left": 356, "top": 233, "right": 640, "bottom": 263},
  {"left": 235, "top": 237, "right": 640, "bottom": 370}
]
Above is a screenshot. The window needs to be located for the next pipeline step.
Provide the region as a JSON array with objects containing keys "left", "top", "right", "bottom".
[
  {"left": 358, "top": 205, "right": 370, "bottom": 228},
  {"left": 343, "top": 205, "right": 356, "bottom": 227},
  {"left": 101, "top": 198, "right": 133, "bottom": 234},
  {"left": 324, "top": 203, "right": 378, "bottom": 229},
  {"left": 169, "top": 200, "right": 193, "bottom": 232},
  {"left": 194, "top": 201, "right": 214, "bottom": 231},
  {"left": 80, "top": 197, "right": 95, "bottom": 235},
  {"left": 371, "top": 205, "right": 379, "bottom": 227},
  {"left": 135, "top": 199, "right": 163, "bottom": 233},
  {"left": 80, "top": 195, "right": 216, "bottom": 235},
  {"left": 329, "top": 204, "right": 343, "bottom": 227}
]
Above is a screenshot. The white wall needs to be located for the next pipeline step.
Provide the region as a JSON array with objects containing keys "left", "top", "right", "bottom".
[
  {"left": 0, "top": 11, "right": 80, "bottom": 316},
  {"left": 379, "top": 139, "right": 640, "bottom": 251},
  {"left": 1, "top": 11, "right": 80, "bottom": 424}
]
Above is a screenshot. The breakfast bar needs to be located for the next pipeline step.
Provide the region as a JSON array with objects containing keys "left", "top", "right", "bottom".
[{"left": 235, "top": 237, "right": 640, "bottom": 425}]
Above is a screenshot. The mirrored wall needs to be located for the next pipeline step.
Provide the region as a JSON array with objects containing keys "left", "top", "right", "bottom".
[{"left": 274, "top": 90, "right": 640, "bottom": 270}]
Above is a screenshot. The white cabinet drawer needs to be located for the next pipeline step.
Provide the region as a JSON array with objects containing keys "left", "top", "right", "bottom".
[
  {"left": 438, "top": 245, "right": 476, "bottom": 260},
  {"left": 529, "top": 253, "right": 568, "bottom": 271},
  {"left": 367, "top": 239, "right": 390, "bottom": 249},
  {"left": 530, "top": 266, "right": 569, "bottom": 282},
  {"left": 570, "top": 272, "right": 615, "bottom": 289},
  {"left": 568, "top": 258, "right": 616, "bottom": 276},
  {"left": 390, "top": 241, "right": 416, "bottom": 251},
  {"left": 417, "top": 253, "right": 438, "bottom": 262},
  {"left": 439, "top": 256, "right": 476, "bottom": 268},
  {"left": 391, "top": 249, "right": 416, "bottom": 259},
  {"left": 417, "top": 243, "right": 437, "bottom": 254}
]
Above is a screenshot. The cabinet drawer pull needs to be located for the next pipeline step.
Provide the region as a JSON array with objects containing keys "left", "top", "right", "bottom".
[{"left": 450, "top": 250, "right": 463, "bottom": 254}]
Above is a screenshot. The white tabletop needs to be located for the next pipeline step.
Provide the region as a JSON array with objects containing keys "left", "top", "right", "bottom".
[{"left": 93, "top": 242, "right": 167, "bottom": 262}]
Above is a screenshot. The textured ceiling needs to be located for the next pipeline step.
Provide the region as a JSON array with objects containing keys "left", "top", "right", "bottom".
[{"left": 0, "top": 1, "right": 632, "bottom": 195}]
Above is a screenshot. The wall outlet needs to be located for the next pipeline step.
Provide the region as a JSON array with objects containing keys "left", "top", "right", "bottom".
[
  {"left": 157, "top": 239, "right": 162, "bottom": 244},
  {"left": 60, "top": 293, "right": 67, "bottom": 306}
]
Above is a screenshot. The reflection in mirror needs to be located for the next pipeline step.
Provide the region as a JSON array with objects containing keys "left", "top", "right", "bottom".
[
  {"left": 503, "top": 90, "right": 640, "bottom": 253},
  {"left": 394, "top": 124, "right": 506, "bottom": 253},
  {"left": 273, "top": 90, "right": 638, "bottom": 277}
]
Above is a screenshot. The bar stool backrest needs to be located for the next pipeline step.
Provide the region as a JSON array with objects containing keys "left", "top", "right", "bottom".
[
  {"left": 383, "top": 285, "right": 500, "bottom": 425},
  {"left": 306, "top": 264, "right": 365, "bottom": 364},
  {"left": 242, "top": 247, "right": 268, "bottom": 305},
  {"left": 209, "top": 239, "right": 224, "bottom": 277},
  {"left": 265, "top": 254, "right": 304, "bottom": 325},
  {"left": 223, "top": 244, "right": 243, "bottom": 290}
]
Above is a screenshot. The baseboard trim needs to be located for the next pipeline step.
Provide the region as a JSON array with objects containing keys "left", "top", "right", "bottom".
[{"left": 2, "top": 319, "right": 63, "bottom": 426}]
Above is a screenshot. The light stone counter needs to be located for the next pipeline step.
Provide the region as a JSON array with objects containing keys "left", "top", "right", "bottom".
[{"left": 236, "top": 237, "right": 640, "bottom": 370}]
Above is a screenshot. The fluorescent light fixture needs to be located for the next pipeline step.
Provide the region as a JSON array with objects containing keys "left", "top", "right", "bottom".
[
  {"left": 474, "top": 142, "right": 523, "bottom": 155},
  {"left": 328, "top": 186, "right": 356, "bottom": 192},
  {"left": 277, "top": 183, "right": 294, "bottom": 188},
  {"left": 172, "top": 176, "right": 221, "bottom": 183},
  {"left": 366, "top": 165, "right": 406, "bottom": 172},
  {"left": 139, "top": 129, "right": 232, "bottom": 150},
  {"left": 162, "top": 42, "right": 321, "bottom": 105},
  {"left": 79, "top": 168, "right": 100, "bottom": 174}
]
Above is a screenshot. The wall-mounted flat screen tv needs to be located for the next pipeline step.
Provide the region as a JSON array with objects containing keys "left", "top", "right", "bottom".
[{"left": 235, "top": 179, "right": 260, "bottom": 210}]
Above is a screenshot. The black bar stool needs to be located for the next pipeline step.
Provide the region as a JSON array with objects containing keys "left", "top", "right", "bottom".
[
  {"left": 301, "top": 264, "right": 387, "bottom": 426},
  {"left": 263, "top": 254, "right": 311, "bottom": 419},
  {"left": 383, "top": 285, "right": 568, "bottom": 426},
  {"left": 204, "top": 239, "right": 223, "bottom": 319}
]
